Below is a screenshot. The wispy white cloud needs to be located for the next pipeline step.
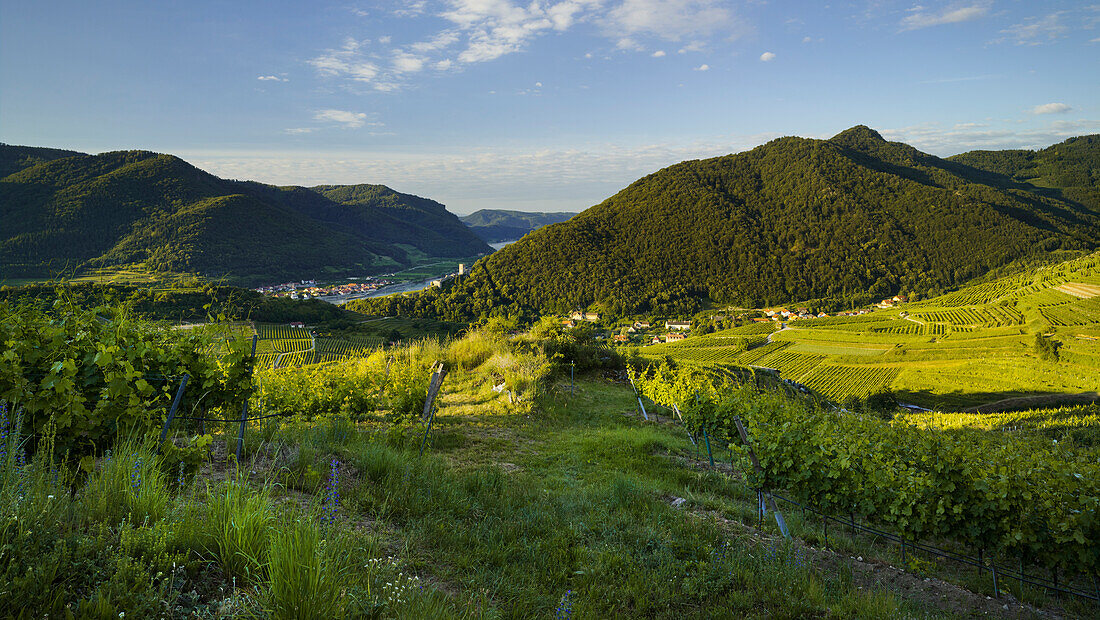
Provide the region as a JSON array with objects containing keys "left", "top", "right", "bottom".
[
  {"left": 995, "top": 12, "right": 1069, "bottom": 45},
  {"left": 901, "top": 3, "right": 990, "bottom": 31},
  {"left": 309, "top": 1, "right": 748, "bottom": 92},
  {"left": 693, "top": 63, "right": 710, "bottom": 71},
  {"left": 313, "top": 109, "right": 377, "bottom": 129},
  {"left": 257, "top": 75, "right": 288, "bottom": 82},
  {"left": 283, "top": 128, "right": 313, "bottom": 135},
  {"left": 309, "top": 38, "right": 380, "bottom": 83},
  {"left": 677, "top": 40, "right": 706, "bottom": 53},
  {"left": 392, "top": 51, "right": 427, "bottom": 73},
  {"left": 443, "top": 0, "right": 591, "bottom": 63},
  {"left": 759, "top": 51, "right": 776, "bottom": 61},
  {"left": 651, "top": 49, "right": 666, "bottom": 57},
  {"left": 393, "top": 1, "right": 428, "bottom": 18},
  {"left": 604, "top": 0, "right": 740, "bottom": 46},
  {"left": 1030, "top": 102, "right": 1072, "bottom": 115}
]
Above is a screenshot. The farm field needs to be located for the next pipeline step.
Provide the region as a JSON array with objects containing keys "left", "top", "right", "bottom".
[{"left": 642, "top": 251, "right": 1100, "bottom": 410}]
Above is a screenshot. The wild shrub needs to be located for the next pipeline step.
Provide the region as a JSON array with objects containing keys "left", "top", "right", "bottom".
[
  {"left": 256, "top": 357, "right": 382, "bottom": 419},
  {"left": 446, "top": 329, "right": 500, "bottom": 370}
]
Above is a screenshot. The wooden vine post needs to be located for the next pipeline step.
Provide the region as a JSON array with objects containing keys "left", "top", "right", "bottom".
[
  {"left": 419, "top": 361, "right": 448, "bottom": 456},
  {"left": 732, "top": 415, "right": 789, "bottom": 538},
  {"left": 236, "top": 334, "right": 258, "bottom": 462}
]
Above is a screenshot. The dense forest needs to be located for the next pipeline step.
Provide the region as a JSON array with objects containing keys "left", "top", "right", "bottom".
[
  {"left": 949, "top": 134, "right": 1100, "bottom": 213},
  {"left": 0, "top": 145, "right": 490, "bottom": 284},
  {"left": 352, "top": 126, "right": 1100, "bottom": 322},
  {"left": 460, "top": 209, "right": 577, "bottom": 242}
]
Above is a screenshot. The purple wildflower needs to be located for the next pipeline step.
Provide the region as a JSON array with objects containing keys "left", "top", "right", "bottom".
[
  {"left": 322, "top": 458, "right": 339, "bottom": 525},
  {"left": 555, "top": 589, "right": 573, "bottom": 618},
  {"left": 131, "top": 457, "right": 143, "bottom": 490}
]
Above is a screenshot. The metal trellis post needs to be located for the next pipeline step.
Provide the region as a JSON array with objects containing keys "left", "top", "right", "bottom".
[{"left": 157, "top": 374, "right": 190, "bottom": 453}]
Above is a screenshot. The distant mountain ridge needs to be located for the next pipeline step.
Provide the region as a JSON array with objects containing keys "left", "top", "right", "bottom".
[
  {"left": 357, "top": 126, "right": 1100, "bottom": 321},
  {"left": 0, "top": 145, "right": 490, "bottom": 283},
  {"left": 459, "top": 209, "right": 577, "bottom": 243}
]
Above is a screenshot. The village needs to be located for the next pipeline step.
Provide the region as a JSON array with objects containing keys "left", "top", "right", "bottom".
[
  {"left": 255, "top": 278, "right": 394, "bottom": 300},
  {"left": 558, "top": 295, "right": 911, "bottom": 347}
]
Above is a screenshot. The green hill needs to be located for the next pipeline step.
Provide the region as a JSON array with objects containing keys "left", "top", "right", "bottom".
[
  {"left": 0, "top": 143, "right": 83, "bottom": 179},
  {"left": 0, "top": 146, "right": 491, "bottom": 283},
  {"left": 949, "top": 134, "right": 1100, "bottom": 212},
  {"left": 358, "top": 126, "right": 1100, "bottom": 321},
  {"left": 459, "top": 209, "right": 577, "bottom": 242}
]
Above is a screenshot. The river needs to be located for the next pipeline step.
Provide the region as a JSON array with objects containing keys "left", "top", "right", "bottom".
[{"left": 324, "top": 239, "right": 519, "bottom": 305}]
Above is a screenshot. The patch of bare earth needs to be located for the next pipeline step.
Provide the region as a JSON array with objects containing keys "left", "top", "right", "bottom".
[{"left": 1055, "top": 283, "right": 1100, "bottom": 299}]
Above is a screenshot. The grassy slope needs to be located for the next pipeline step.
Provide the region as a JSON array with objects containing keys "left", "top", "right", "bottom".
[
  {"left": 240, "top": 372, "right": 1092, "bottom": 618},
  {"left": 641, "top": 252, "right": 1100, "bottom": 410}
]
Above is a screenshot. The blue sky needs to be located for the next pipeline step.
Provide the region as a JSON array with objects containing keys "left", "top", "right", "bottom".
[{"left": 2, "top": 1, "right": 1098, "bottom": 213}]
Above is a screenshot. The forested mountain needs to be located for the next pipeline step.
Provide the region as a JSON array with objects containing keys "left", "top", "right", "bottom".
[
  {"left": 0, "top": 146, "right": 490, "bottom": 283},
  {"left": 0, "top": 143, "right": 83, "bottom": 178},
  {"left": 460, "top": 209, "right": 577, "bottom": 242},
  {"left": 354, "top": 126, "right": 1100, "bottom": 321},
  {"left": 949, "top": 135, "right": 1100, "bottom": 212}
]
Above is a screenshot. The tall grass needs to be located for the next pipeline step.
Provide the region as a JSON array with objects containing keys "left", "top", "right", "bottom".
[
  {"left": 203, "top": 473, "right": 274, "bottom": 584},
  {"left": 83, "top": 439, "right": 170, "bottom": 525},
  {"left": 263, "top": 515, "right": 351, "bottom": 619}
]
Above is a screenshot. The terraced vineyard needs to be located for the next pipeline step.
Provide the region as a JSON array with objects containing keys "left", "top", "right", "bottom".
[
  {"left": 657, "top": 347, "right": 744, "bottom": 365},
  {"left": 271, "top": 338, "right": 314, "bottom": 353},
  {"left": 800, "top": 365, "right": 900, "bottom": 400},
  {"left": 254, "top": 352, "right": 280, "bottom": 369},
  {"left": 315, "top": 337, "right": 383, "bottom": 357},
  {"left": 737, "top": 341, "right": 790, "bottom": 365},
  {"left": 1040, "top": 297, "right": 1100, "bottom": 326},
  {"left": 911, "top": 305, "right": 1021, "bottom": 327},
  {"left": 870, "top": 321, "right": 924, "bottom": 336},
  {"left": 757, "top": 351, "right": 825, "bottom": 381},
  {"left": 249, "top": 323, "right": 387, "bottom": 369},
  {"left": 639, "top": 252, "right": 1100, "bottom": 408},
  {"left": 256, "top": 324, "right": 312, "bottom": 340}
]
